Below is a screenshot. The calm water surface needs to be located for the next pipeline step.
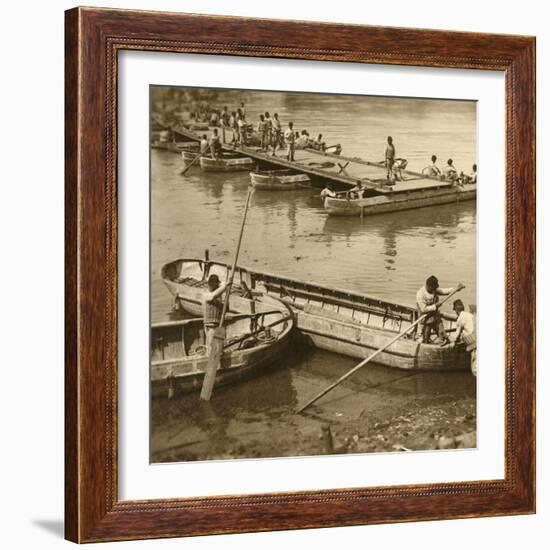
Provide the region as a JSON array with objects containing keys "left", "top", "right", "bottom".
[{"left": 150, "top": 90, "right": 477, "bottom": 461}]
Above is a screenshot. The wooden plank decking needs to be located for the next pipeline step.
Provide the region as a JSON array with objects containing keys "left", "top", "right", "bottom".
[{"left": 154, "top": 115, "right": 459, "bottom": 194}]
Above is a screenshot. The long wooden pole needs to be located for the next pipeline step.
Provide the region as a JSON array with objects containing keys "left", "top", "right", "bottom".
[
  {"left": 296, "top": 285, "right": 464, "bottom": 414},
  {"left": 200, "top": 187, "right": 254, "bottom": 401},
  {"left": 180, "top": 144, "right": 210, "bottom": 176},
  {"left": 219, "top": 187, "right": 253, "bottom": 325}
]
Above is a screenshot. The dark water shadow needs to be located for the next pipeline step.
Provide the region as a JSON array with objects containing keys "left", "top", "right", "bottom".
[{"left": 31, "top": 519, "right": 64, "bottom": 538}]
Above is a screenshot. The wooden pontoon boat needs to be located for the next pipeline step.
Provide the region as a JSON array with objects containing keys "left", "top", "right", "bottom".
[
  {"left": 324, "top": 182, "right": 477, "bottom": 217},
  {"left": 151, "top": 298, "right": 294, "bottom": 398},
  {"left": 250, "top": 169, "right": 311, "bottom": 190},
  {"left": 199, "top": 154, "right": 256, "bottom": 172},
  {"left": 161, "top": 257, "right": 470, "bottom": 371}
]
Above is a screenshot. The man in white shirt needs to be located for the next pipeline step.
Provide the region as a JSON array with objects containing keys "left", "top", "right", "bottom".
[
  {"left": 320, "top": 184, "right": 336, "bottom": 201},
  {"left": 443, "top": 158, "right": 459, "bottom": 181},
  {"left": 452, "top": 299, "right": 477, "bottom": 376},
  {"left": 423, "top": 154, "right": 441, "bottom": 177},
  {"left": 284, "top": 121, "right": 296, "bottom": 161}
]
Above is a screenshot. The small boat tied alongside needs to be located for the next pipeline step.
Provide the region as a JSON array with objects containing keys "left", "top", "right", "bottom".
[
  {"left": 199, "top": 153, "right": 256, "bottom": 172},
  {"left": 324, "top": 180, "right": 477, "bottom": 217},
  {"left": 151, "top": 295, "right": 294, "bottom": 399},
  {"left": 250, "top": 169, "right": 311, "bottom": 190},
  {"left": 161, "top": 256, "right": 471, "bottom": 373}
]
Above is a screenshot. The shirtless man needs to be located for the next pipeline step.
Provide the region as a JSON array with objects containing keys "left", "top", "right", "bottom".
[
  {"left": 385, "top": 136, "right": 396, "bottom": 182},
  {"left": 416, "top": 276, "right": 463, "bottom": 345}
]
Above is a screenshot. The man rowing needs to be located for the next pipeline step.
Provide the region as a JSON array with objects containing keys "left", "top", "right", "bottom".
[
  {"left": 416, "top": 275, "right": 464, "bottom": 345},
  {"left": 201, "top": 274, "right": 230, "bottom": 354}
]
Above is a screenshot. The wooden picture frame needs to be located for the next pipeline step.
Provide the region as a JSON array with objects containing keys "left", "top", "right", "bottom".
[{"left": 65, "top": 6, "right": 536, "bottom": 543}]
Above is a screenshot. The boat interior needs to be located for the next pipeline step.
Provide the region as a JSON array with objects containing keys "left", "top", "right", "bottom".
[
  {"left": 162, "top": 259, "right": 459, "bottom": 340},
  {"left": 151, "top": 309, "right": 287, "bottom": 364}
]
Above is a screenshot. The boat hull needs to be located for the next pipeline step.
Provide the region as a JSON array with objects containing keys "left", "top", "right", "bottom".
[
  {"left": 200, "top": 156, "right": 255, "bottom": 172},
  {"left": 324, "top": 184, "right": 477, "bottom": 216},
  {"left": 151, "top": 329, "right": 292, "bottom": 398},
  {"left": 250, "top": 171, "right": 311, "bottom": 190},
  {"left": 181, "top": 150, "right": 199, "bottom": 165},
  {"left": 296, "top": 305, "right": 468, "bottom": 371},
  {"left": 161, "top": 259, "right": 470, "bottom": 372},
  {"left": 151, "top": 296, "right": 294, "bottom": 398}
]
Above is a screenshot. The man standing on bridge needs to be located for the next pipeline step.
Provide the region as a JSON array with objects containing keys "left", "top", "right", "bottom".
[
  {"left": 385, "top": 135, "right": 396, "bottom": 183},
  {"left": 285, "top": 121, "right": 296, "bottom": 161}
]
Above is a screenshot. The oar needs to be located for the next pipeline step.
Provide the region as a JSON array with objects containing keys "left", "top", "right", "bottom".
[
  {"left": 200, "top": 187, "right": 254, "bottom": 401},
  {"left": 180, "top": 144, "right": 209, "bottom": 176},
  {"left": 296, "top": 285, "right": 465, "bottom": 414}
]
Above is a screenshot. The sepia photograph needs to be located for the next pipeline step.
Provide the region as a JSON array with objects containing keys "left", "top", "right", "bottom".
[{"left": 149, "top": 85, "right": 478, "bottom": 463}]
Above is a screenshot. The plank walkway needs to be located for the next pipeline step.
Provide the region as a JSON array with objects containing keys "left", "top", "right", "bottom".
[{"left": 154, "top": 115, "right": 456, "bottom": 194}]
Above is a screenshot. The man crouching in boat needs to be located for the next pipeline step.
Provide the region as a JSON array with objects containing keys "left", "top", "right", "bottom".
[
  {"left": 202, "top": 274, "right": 229, "bottom": 353},
  {"left": 452, "top": 300, "right": 477, "bottom": 376},
  {"left": 416, "top": 275, "right": 463, "bottom": 346}
]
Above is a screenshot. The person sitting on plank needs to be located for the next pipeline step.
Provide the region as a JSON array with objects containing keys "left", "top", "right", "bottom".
[
  {"left": 460, "top": 163, "right": 477, "bottom": 185},
  {"left": 452, "top": 299, "right": 477, "bottom": 376},
  {"left": 423, "top": 154, "right": 442, "bottom": 177},
  {"left": 320, "top": 184, "right": 336, "bottom": 200},
  {"left": 349, "top": 181, "right": 367, "bottom": 199},
  {"left": 392, "top": 158, "right": 408, "bottom": 181},
  {"left": 295, "top": 130, "right": 310, "bottom": 149},
  {"left": 416, "top": 275, "right": 458, "bottom": 345},
  {"left": 443, "top": 158, "right": 460, "bottom": 182}
]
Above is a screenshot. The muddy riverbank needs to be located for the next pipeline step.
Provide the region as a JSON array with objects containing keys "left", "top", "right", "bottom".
[{"left": 151, "top": 346, "right": 476, "bottom": 463}]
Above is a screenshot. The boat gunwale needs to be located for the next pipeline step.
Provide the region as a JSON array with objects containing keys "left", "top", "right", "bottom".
[{"left": 161, "top": 257, "right": 458, "bottom": 321}]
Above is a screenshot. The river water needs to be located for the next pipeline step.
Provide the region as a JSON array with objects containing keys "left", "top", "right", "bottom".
[{"left": 150, "top": 90, "right": 477, "bottom": 462}]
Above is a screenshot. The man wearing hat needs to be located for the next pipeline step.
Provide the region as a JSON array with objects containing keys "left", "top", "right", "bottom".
[{"left": 202, "top": 274, "right": 229, "bottom": 353}]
